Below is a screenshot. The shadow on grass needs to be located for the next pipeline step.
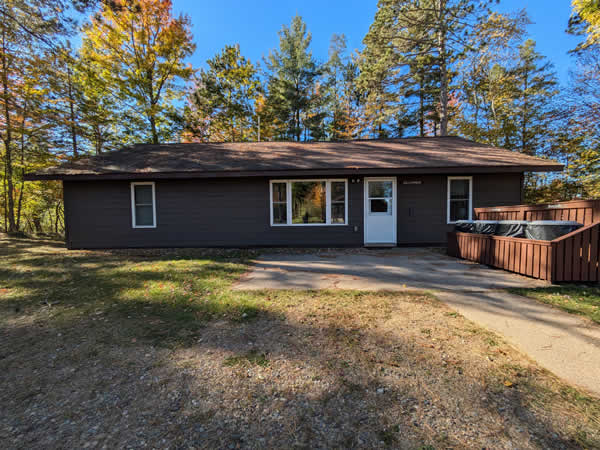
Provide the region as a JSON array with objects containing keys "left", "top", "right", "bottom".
[
  {"left": 2, "top": 292, "right": 597, "bottom": 448},
  {"left": 508, "top": 286, "right": 600, "bottom": 325},
  {"left": 0, "top": 238, "right": 598, "bottom": 448}
]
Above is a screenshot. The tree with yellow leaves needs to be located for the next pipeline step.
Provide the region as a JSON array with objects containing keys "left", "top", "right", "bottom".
[
  {"left": 81, "top": 0, "right": 195, "bottom": 144},
  {"left": 569, "top": 0, "right": 600, "bottom": 50}
]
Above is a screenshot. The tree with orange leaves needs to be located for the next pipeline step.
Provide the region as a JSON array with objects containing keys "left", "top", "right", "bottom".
[{"left": 81, "top": 0, "right": 195, "bottom": 144}]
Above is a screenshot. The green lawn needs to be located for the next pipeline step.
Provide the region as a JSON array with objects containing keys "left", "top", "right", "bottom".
[
  {"left": 1, "top": 236, "right": 599, "bottom": 449},
  {"left": 509, "top": 286, "right": 600, "bottom": 324}
]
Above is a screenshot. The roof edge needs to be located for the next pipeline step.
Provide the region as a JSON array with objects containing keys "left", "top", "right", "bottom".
[{"left": 24, "top": 163, "right": 564, "bottom": 181}]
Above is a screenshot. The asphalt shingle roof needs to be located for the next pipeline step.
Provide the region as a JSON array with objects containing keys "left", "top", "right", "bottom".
[{"left": 26, "top": 136, "right": 563, "bottom": 180}]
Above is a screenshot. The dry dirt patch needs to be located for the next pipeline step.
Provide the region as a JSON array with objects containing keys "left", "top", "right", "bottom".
[
  {"left": 2, "top": 291, "right": 599, "bottom": 449},
  {"left": 0, "top": 238, "right": 599, "bottom": 449}
]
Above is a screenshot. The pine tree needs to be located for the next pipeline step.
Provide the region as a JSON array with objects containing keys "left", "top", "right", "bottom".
[
  {"left": 564, "top": 2, "right": 600, "bottom": 197},
  {"left": 264, "top": 15, "right": 321, "bottom": 141},
  {"left": 456, "top": 11, "right": 529, "bottom": 146},
  {"left": 512, "top": 39, "right": 558, "bottom": 156},
  {"left": 187, "top": 45, "right": 260, "bottom": 142},
  {"left": 360, "top": 0, "right": 494, "bottom": 136},
  {"left": 324, "top": 35, "right": 366, "bottom": 140}
]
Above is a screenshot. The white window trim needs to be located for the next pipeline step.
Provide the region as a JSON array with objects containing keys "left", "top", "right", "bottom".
[
  {"left": 131, "top": 182, "right": 157, "bottom": 229},
  {"left": 447, "top": 176, "right": 473, "bottom": 224},
  {"left": 269, "top": 179, "right": 348, "bottom": 226}
]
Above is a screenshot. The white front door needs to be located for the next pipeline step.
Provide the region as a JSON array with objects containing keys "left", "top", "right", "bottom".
[{"left": 364, "top": 177, "right": 397, "bottom": 245}]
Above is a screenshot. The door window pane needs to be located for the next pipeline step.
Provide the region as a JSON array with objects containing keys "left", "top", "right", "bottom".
[
  {"left": 291, "top": 181, "right": 326, "bottom": 224},
  {"left": 370, "top": 199, "right": 391, "bottom": 214},
  {"left": 368, "top": 181, "right": 393, "bottom": 198}
]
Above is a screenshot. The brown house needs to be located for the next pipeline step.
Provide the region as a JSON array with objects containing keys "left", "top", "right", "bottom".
[{"left": 25, "top": 137, "right": 563, "bottom": 249}]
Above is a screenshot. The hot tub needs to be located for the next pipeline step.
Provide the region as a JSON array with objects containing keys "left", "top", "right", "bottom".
[{"left": 525, "top": 221, "right": 583, "bottom": 241}]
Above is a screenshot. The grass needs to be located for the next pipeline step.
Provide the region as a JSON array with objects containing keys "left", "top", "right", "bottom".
[
  {"left": 224, "top": 350, "right": 270, "bottom": 367},
  {"left": 0, "top": 236, "right": 264, "bottom": 346},
  {"left": 509, "top": 286, "right": 600, "bottom": 324},
  {"left": 1, "top": 235, "right": 599, "bottom": 448}
]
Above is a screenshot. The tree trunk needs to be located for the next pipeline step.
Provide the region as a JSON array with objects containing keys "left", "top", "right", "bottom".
[
  {"left": 419, "top": 80, "right": 424, "bottom": 137},
  {"left": 32, "top": 215, "right": 43, "bottom": 235},
  {"left": 67, "top": 64, "right": 78, "bottom": 157},
  {"left": 55, "top": 202, "right": 60, "bottom": 234},
  {"left": 16, "top": 100, "right": 27, "bottom": 230},
  {"left": 437, "top": 0, "right": 448, "bottom": 136},
  {"left": 94, "top": 125, "right": 103, "bottom": 155},
  {"left": 149, "top": 114, "right": 159, "bottom": 144},
  {"left": 521, "top": 69, "right": 529, "bottom": 154},
  {"left": 2, "top": 167, "right": 7, "bottom": 232},
  {"left": 1, "top": 28, "right": 16, "bottom": 232}
]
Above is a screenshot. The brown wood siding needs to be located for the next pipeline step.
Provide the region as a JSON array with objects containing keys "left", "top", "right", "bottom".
[
  {"left": 64, "top": 173, "right": 523, "bottom": 249},
  {"left": 64, "top": 178, "right": 364, "bottom": 249},
  {"left": 396, "top": 173, "right": 522, "bottom": 244}
]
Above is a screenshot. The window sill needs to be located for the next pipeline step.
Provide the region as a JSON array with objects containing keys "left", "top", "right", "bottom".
[
  {"left": 132, "top": 225, "right": 157, "bottom": 229},
  {"left": 271, "top": 223, "right": 348, "bottom": 227}
]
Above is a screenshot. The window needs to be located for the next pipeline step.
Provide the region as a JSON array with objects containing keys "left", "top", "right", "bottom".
[
  {"left": 270, "top": 179, "right": 348, "bottom": 226},
  {"left": 271, "top": 182, "right": 287, "bottom": 224},
  {"left": 368, "top": 180, "right": 393, "bottom": 215},
  {"left": 447, "top": 176, "right": 472, "bottom": 223},
  {"left": 330, "top": 181, "right": 346, "bottom": 223},
  {"left": 131, "top": 182, "right": 156, "bottom": 228}
]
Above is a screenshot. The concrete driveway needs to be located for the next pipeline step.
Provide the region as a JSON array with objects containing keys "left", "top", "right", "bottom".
[
  {"left": 234, "top": 248, "right": 547, "bottom": 291},
  {"left": 235, "top": 248, "right": 600, "bottom": 397}
]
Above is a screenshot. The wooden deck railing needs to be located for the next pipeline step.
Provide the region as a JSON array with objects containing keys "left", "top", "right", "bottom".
[
  {"left": 475, "top": 199, "right": 600, "bottom": 225},
  {"left": 448, "top": 233, "right": 554, "bottom": 280},
  {"left": 448, "top": 221, "right": 600, "bottom": 282},
  {"left": 552, "top": 221, "right": 600, "bottom": 282}
]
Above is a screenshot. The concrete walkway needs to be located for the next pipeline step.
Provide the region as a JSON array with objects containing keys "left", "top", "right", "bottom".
[
  {"left": 235, "top": 248, "right": 547, "bottom": 291},
  {"left": 236, "top": 249, "right": 600, "bottom": 396},
  {"left": 436, "top": 290, "right": 600, "bottom": 397}
]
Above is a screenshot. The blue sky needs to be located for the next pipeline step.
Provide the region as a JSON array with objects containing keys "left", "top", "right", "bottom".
[{"left": 172, "top": 0, "right": 581, "bottom": 86}]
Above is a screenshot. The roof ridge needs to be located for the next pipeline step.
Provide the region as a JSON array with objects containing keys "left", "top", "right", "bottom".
[{"left": 130, "top": 135, "right": 471, "bottom": 146}]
